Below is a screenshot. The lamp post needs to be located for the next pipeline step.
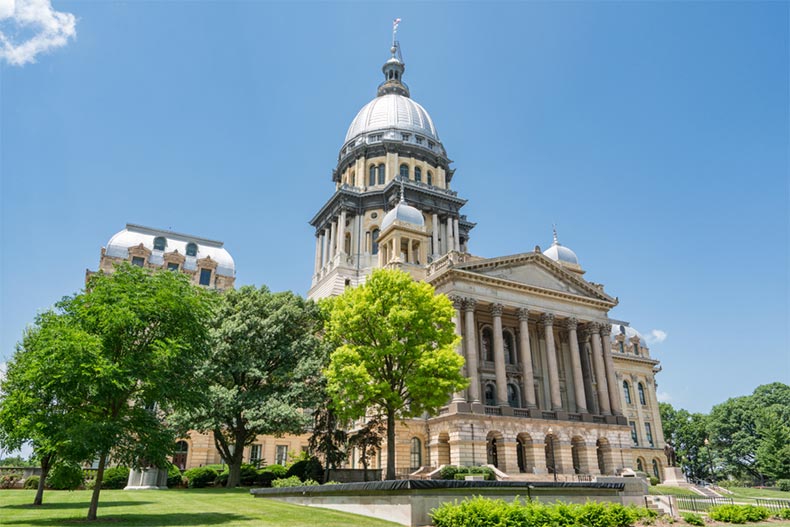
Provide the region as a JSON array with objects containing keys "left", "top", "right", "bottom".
[
  {"left": 704, "top": 438, "right": 715, "bottom": 485},
  {"left": 548, "top": 427, "right": 557, "bottom": 482}
]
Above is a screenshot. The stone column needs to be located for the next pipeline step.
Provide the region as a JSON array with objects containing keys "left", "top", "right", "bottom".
[
  {"left": 590, "top": 323, "right": 611, "bottom": 415},
  {"left": 648, "top": 376, "right": 666, "bottom": 445},
  {"left": 517, "top": 309, "right": 537, "bottom": 409},
  {"left": 491, "top": 304, "right": 507, "bottom": 406},
  {"left": 463, "top": 299, "right": 481, "bottom": 403},
  {"left": 450, "top": 296, "right": 466, "bottom": 403},
  {"left": 446, "top": 218, "right": 455, "bottom": 252},
  {"left": 337, "top": 210, "right": 347, "bottom": 256},
  {"left": 599, "top": 324, "right": 622, "bottom": 416},
  {"left": 432, "top": 213, "right": 439, "bottom": 259},
  {"left": 322, "top": 227, "right": 330, "bottom": 268},
  {"left": 578, "top": 442, "right": 602, "bottom": 475},
  {"left": 540, "top": 314, "right": 563, "bottom": 411},
  {"left": 330, "top": 220, "right": 337, "bottom": 260},
  {"left": 565, "top": 318, "right": 588, "bottom": 414},
  {"left": 314, "top": 235, "right": 321, "bottom": 273},
  {"left": 453, "top": 217, "right": 461, "bottom": 251},
  {"left": 555, "top": 441, "right": 575, "bottom": 475},
  {"left": 528, "top": 440, "right": 547, "bottom": 474}
]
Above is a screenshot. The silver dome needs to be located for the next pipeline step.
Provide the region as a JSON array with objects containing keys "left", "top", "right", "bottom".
[
  {"left": 381, "top": 201, "right": 425, "bottom": 230},
  {"left": 542, "top": 228, "right": 580, "bottom": 266},
  {"left": 345, "top": 93, "right": 439, "bottom": 144}
]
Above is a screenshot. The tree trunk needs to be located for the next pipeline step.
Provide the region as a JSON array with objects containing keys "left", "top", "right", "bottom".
[
  {"left": 226, "top": 431, "right": 246, "bottom": 488},
  {"left": 87, "top": 452, "right": 108, "bottom": 521},
  {"left": 362, "top": 452, "right": 369, "bottom": 482},
  {"left": 386, "top": 408, "right": 396, "bottom": 480},
  {"left": 33, "top": 453, "right": 53, "bottom": 506}
]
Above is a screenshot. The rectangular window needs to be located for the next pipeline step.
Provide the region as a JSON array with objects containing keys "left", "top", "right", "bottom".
[
  {"left": 250, "top": 444, "right": 262, "bottom": 466},
  {"left": 199, "top": 268, "right": 212, "bottom": 286},
  {"left": 645, "top": 423, "right": 654, "bottom": 447},
  {"left": 630, "top": 421, "right": 639, "bottom": 446},
  {"left": 275, "top": 445, "right": 288, "bottom": 466},
  {"left": 131, "top": 256, "right": 145, "bottom": 267},
  {"left": 167, "top": 262, "right": 179, "bottom": 271}
]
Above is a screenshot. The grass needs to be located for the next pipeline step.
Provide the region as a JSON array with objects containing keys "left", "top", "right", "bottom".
[
  {"left": 722, "top": 487, "right": 790, "bottom": 500},
  {"left": 649, "top": 485, "right": 699, "bottom": 497},
  {"left": 0, "top": 488, "right": 401, "bottom": 527}
]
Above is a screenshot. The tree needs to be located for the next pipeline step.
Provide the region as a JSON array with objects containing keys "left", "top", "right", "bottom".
[
  {"left": 324, "top": 268, "right": 468, "bottom": 480},
  {"left": 307, "top": 399, "right": 348, "bottom": 483},
  {"left": 659, "top": 402, "right": 712, "bottom": 481},
  {"left": 0, "top": 312, "right": 99, "bottom": 505},
  {"left": 347, "top": 417, "right": 385, "bottom": 481},
  {"left": 7, "top": 263, "right": 215, "bottom": 521},
  {"left": 175, "top": 286, "right": 325, "bottom": 488}
]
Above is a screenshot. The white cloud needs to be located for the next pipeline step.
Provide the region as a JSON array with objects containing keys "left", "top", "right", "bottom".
[
  {"left": 645, "top": 329, "right": 667, "bottom": 344},
  {"left": 657, "top": 391, "right": 673, "bottom": 403},
  {"left": 0, "top": 0, "right": 76, "bottom": 66}
]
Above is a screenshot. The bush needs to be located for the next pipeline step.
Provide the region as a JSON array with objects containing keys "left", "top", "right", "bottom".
[
  {"left": 271, "top": 475, "right": 306, "bottom": 488},
  {"left": 682, "top": 512, "right": 705, "bottom": 526},
  {"left": 101, "top": 466, "right": 129, "bottom": 489},
  {"left": 263, "top": 464, "right": 287, "bottom": 478},
  {"left": 285, "top": 457, "right": 323, "bottom": 483},
  {"left": 776, "top": 508, "right": 790, "bottom": 520},
  {"left": 46, "top": 462, "right": 84, "bottom": 490},
  {"left": 167, "top": 465, "right": 182, "bottom": 488},
  {"left": 709, "top": 504, "right": 771, "bottom": 523},
  {"left": 1, "top": 472, "right": 22, "bottom": 489},
  {"left": 23, "top": 475, "right": 40, "bottom": 489},
  {"left": 778, "top": 479, "right": 790, "bottom": 492},
  {"left": 440, "top": 465, "right": 496, "bottom": 481},
  {"left": 183, "top": 466, "right": 218, "bottom": 488},
  {"left": 649, "top": 476, "right": 659, "bottom": 486},
  {"left": 254, "top": 469, "right": 277, "bottom": 487}
]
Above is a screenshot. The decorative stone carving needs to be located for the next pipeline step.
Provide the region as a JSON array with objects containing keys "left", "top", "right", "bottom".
[
  {"left": 565, "top": 317, "right": 578, "bottom": 332},
  {"left": 516, "top": 308, "right": 530, "bottom": 322},
  {"left": 599, "top": 323, "right": 612, "bottom": 337},
  {"left": 589, "top": 322, "right": 601, "bottom": 335},
  {"left": 539, "top": 313, "right": 555, "bottom": 326},
  {"left": 490, "top": 303, "right": 504, "bottom": 317},
  {"left": 463, "top": 297, "right": 477, "bottom": 312},
  {"left": 448, "top": 295, "right": 464, "bottom": 310}
]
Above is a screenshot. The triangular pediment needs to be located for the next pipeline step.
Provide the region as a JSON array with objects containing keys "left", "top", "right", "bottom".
[{"left": 454, "top": 252, "right": 614, "bottom": 303}]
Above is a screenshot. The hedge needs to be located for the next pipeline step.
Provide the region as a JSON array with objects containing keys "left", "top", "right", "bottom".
[{"left": 183, "top": 466, "right": 218, "bottom": 488}]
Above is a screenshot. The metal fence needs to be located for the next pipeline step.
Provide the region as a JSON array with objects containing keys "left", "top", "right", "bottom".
[
  {"left": 756, "top": 498, "right": 790, "bottom": 512},
  {"left": 676, "top": 496, "right": 734, "bottom": 512}
]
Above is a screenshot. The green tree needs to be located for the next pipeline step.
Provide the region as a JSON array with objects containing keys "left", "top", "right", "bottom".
[
  {"left": 175, "top": 286, "right": 325, "bottom": 488},
  {"left": 660, "top": 402, "right": 712, "bottom": 481},
  {"left": 307, "top": 400, "right": 348, "bottom": 483},
  {"left": 324, "top": 268, "right": 468, "bottom": 480},
  {"left": 347, "top": 417, "right": 384, "bottom": 481},
  {"left": 0, "top": 312, "right": 99, "bottom": 505},
  {"left": 6, "top": 263, "right": 215, "bottom": 521}
]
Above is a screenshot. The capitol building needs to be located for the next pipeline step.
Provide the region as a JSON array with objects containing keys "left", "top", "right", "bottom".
[{"left": 96, "top": 39, "right": 667, "bottom": 482}]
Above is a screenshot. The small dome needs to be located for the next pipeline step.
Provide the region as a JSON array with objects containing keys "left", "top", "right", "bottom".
[
  {"left": 614, "top": 325, "right": 647, "bottom": 347},
  {"left": 381, "top": 201, "right": 425, "bottom": 231},
  {"left": 542, "top": 228, "right": 579, "bottom": 266}
]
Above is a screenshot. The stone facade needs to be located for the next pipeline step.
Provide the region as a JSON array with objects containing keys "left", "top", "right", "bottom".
[{"left": 308, "top": 42, "right": 668, "bottom": 481}]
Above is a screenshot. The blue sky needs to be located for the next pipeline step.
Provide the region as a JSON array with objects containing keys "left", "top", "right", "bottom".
[{"left": 1, "top": 1, "right": 788, "bottom": 416}]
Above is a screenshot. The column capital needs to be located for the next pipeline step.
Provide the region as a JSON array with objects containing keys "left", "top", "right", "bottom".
[
  {"left": 599, "top": 323, "right": 612, "bottom": 337},
  {"left": 516, "top": 308, "right": 530, "bottom": 321},
  {"left": 463, "top": 298, "right": 477, "bottom": 312},
  {"left": 448, "top": 295, "right": 464, "bottom": 310},
  {"left": 539, "top": 313, "right": 555, "bottom": 327},
  {"left": 565, "top": 317, "right": 578, "bottom": 331},
  {"left": 589, "top": 321, "right": 602, "bottom": 335},
  {"left": 490, "top": 303, "right": 504, "bottom": 317}
]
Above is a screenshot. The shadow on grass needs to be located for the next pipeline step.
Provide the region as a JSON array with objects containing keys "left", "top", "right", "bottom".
[
  {"left": 2, "top": 501, "right": 154, "bottom": 510},
  {"left": 2, "top": 512, "right": 249, "bottom": 526}
]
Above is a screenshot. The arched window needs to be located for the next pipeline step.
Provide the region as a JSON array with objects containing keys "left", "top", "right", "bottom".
[
  {"left": 377, "top": 163, "right": 385, "bottom": 185},
  {"left": 484, "top": 384, "right": 496, "bottom": 406},
  {"left": 186, "top": 243, "right": 198, "bottom": 257},
  {"left": 400, "top": 164, "right": 409, "bottom": 180},
  {"left": 503, "top": 331, "right": 515, "bottom": 364},
  {"left": 638, "top": 382, "right": 646, "bottom": 405},
  {"left": 507, "top": 383, "right": 519, "bottom": 408},
  {"left": 410, "top": 437, "right": 422, "bottom": 469},
  {"left": 427, "top": 171, "right": 433, "bottom": 186},
  {"left": 173, "top": 440, "right": 189, "bottom": 470},
  {"left": 153, "top": 236, "right": 166, "bottom": 251},
  {"left": 414, "top": 167, "right": 422, "bottom": 183},
  {"left": 369, "top": 165, "right": 376, "bottom": 186},
  {"left": 652, "top": 459, "right": 660, "bottom": 479},
  {"left": 636, "top": 458, "right": 644, "bottom": 473},
  {"left": 481, "top": 327, "right": 494, "bottom": 362},
  {"left": 623, "top": 381, "right": 632, "bottom": 405},
  {"left": 371, "top": 229, "right": 380, "bottom": 255}
]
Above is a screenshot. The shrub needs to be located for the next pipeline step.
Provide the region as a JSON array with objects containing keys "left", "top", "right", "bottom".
[
  {"left": 183, "top": 466, "right": 218, "bottom": 488},
  {"left": 682, "top": 512, "right": 705, "bottom": 526},
  {"left": 101, "top": 466, "right": 129, "bottom": 489},
  {"left": 438, "top": 465, "right": 461, "bottom": 480},
  {"left": 709, "top": 504, "right": 771, "bottom": 523},
  {"left": 23, "top": 475, "right": 40, "bottom": 489},
  {"left": 286, "top": 457, "right": 323, "bottom": 483},
  {"left": 272, "top": 475, "right": 306, "bottom": 488},
  {"left": 46, "top": 462, "right": 84, "bottom": 490},
  {"left": 323, "top": 480, "right": 341, "bottom": 485},
  {"left": 1, "top": 472, "right": 22, "bottom": 489},
  {"left": 263, "top": 464, "right": 287, "bottom": 478},
  {"left": 778, "top": 479, "right": 790, "bottom": 492},
  {"left": 649, "top": 476, "right": 659, "bottom": 486},
  {"left": 254, "top": 469, "right": 277, "bottom": 487},
  {"left": 167, "top": 465, "right": 182, "bottom": 488},
  {"left": 776, "top": 508, "right": 790, "bottom": 520}
]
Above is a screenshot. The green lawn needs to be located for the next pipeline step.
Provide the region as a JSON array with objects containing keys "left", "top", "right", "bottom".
[
  {"left": 722, "top": 487, "right": 790, "bottom": 501},
  {"left": 0, "top": 488, "right": 401, "bottom": 527}
]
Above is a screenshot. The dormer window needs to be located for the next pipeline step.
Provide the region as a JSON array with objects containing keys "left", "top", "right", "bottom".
[
  {"left": 131, "top": 256, "right": 145, "bottom": 267},
  {"left": 167, "top": 262, "right": 179, "bottom": 272},
  {"left": 400, "top": 164, "right": 409, "bottom": 180},
  {"left": 186, "top": 243, "right": 198, "bottom": 257},
  {"left": 199, "top": 268, "right": 212, "bottom": 286},
  {"left": 153, "top": 236, "right": 166, "bottom": 251},
  {"left": 401, "top": 133, "right": 410, "bottom": 141},
  {"left": 428, "top": 141, "right": 435, "bottom": 149}
]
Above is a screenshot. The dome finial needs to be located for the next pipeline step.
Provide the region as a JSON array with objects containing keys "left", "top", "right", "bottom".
[
  {"left": 378, "top": 19, "right": 409, "bottom": 97},
  {"left": 553, "top": 224, "right": 559, "bottom": 245},
  {"left": 392, "top": 18, "right": 401, "bottom": 56},
  {"left": 399, "top": 175, "right": 406, "bottom": 203}
]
